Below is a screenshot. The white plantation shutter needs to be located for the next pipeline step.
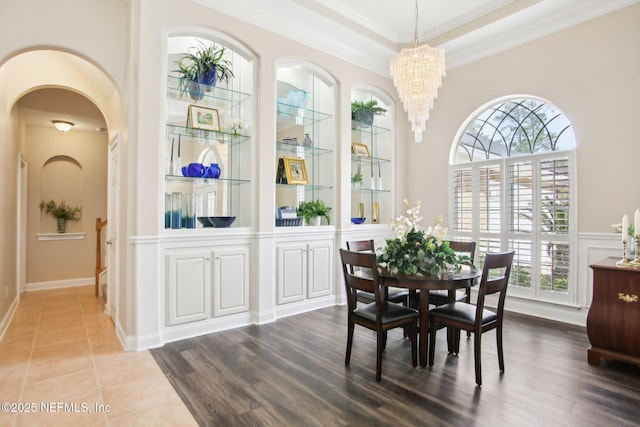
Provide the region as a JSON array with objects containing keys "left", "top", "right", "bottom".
[{"left": 450, "top": 97, "right": 576, "bottom": 305}]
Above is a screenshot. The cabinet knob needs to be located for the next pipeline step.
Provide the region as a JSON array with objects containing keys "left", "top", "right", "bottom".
[{"left": 618, "top": 293, "right": 638, "bottom": 303}]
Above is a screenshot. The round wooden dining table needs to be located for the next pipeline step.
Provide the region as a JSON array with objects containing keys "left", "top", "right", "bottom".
[{"left": 378, "top": 268, "right": 481, "bottom": 367}]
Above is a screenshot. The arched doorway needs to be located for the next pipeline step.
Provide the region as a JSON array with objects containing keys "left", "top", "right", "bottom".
[{"left": 1, "top": 49, "right": 123, "bottom": 326}]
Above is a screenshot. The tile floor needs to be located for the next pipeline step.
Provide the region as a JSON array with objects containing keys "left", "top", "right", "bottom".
[{"left": 0, "top": 285, "right": 197, "bottom": 426}]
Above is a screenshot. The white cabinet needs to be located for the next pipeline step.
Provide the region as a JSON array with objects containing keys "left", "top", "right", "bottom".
[
  {"left": 166, "top": 251, "right": 211, "bottom": 325},
  {"left": 166, "top": 244, "right": 250, "bottom": 326},
  {"left": 276, "top": 240, "right": 333, "bottom": 304},
  {"left": 212, "top": 246, "right": 250, "bottom": 316}
]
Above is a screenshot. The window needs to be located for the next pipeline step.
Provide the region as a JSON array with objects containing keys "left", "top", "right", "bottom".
[{"left": 450, "top": 98, "right": 576, "bottom": 305}]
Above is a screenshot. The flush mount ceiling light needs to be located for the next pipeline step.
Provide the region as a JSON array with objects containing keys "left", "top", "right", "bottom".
[
  {"left": 390, "top": 0, "right": 446, "bottom": 143},
  {"left": 52, "top": 120, "right": 75, "bottom": 132}
]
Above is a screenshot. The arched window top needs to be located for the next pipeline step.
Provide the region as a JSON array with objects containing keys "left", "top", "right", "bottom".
[{"left": 452, "top": 97, "right": 576, "bottom": 164}]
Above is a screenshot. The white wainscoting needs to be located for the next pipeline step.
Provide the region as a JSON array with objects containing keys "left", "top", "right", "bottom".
[{"left": 480, "top": 233, "right": 620, "bottom": 327}]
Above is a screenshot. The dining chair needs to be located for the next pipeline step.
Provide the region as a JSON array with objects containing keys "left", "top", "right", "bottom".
[
  {"left": 339, "top": 248, "right": 418, "bottom": 382},
  {"left": 428, "top": 240, "right": 477, "bottom": 306},
  {"left": 428, "top": 250, "right": 515, "bottom": 386},
  {"left": 346, "top": 240, "right": 409, "bottom": 306}
]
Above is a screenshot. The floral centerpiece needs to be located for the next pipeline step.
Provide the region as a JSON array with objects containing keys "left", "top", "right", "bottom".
[{"left": 377, "top": 199, "right": 471, "bottom": 276}]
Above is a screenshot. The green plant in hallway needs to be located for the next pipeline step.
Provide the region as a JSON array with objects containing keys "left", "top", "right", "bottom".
[{"left": 39, "top": 199, "right": 82, "bottom": 233}]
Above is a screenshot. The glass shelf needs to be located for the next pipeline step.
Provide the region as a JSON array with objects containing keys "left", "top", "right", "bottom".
[
  {"left": 276, "top": 142, "right": 332, "bottom": 156},
  {"left": 276, "top": 183, "right": 333, "bottom": 191},
  {"left": 351, "top": 154, "right": 391, "bottom": 165},
  {"left": 351, "top": 120, "right": 390, "bottom": 135},
  {"left": 166, "top": 123, "right": 250, "bottom": 145},
  {"left": 352, "top": 187, "right": 392, "bottom": 194},
  {"left": 167, "top": 76, "right": 251, "bottom": 107},
  {"left": 165, "top": 174, "right": 250, "bottom": 185},
  {"left": 277, "top": 102, "right": 332, "bottom": 125}
]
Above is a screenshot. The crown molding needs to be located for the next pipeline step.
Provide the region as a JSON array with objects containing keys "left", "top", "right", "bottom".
[{"left": 193, "top": 0, "right": 640, "bottom": 76}]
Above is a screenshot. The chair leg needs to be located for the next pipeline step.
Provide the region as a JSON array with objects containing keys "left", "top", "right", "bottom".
[
  {"left": 453, "top": 327, "right": 461, "bottom": 354},
  {"left": 465, "top": 287, "right": 471, "bottom": 338},
  {"left": 497, "top": 323, "right": 505, "bottom": 372},
  {"left": 376, "top": 331, "right": 384, "bottom": 382},
  {"left": 474, "top": 333, "right": 482, "bottom": 386},
  {"left": 428, "top": 318, "right": 436, "bottom": 366},
  {"left": 345, "top": 321, "right": 354, "bottom": 365},
  {"left": 410, "top": 321, "right": 417, "bottom": 367},
  {"left": 382, "top": 331, "right": 388, "bottom": 351}
]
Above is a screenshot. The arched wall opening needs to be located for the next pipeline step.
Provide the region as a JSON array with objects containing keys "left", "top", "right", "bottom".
[{"left": 0, "top": 48, "right": 124, "bottom": 326}]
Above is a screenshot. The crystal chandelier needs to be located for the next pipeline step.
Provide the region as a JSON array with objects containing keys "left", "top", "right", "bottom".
[{"left": 390, "top": 0, "right": 445, "bottom": 143}]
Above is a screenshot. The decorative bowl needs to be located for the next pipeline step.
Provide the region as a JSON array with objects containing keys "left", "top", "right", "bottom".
[
  {"left": 208, "top": 216, "right": 236, "bottom": 228},
  {"left": 197, "top": 217, "right": 214, "bottom": 227},
  {"left": 351, "top": 217, "right": 366, "bottom": 224}
]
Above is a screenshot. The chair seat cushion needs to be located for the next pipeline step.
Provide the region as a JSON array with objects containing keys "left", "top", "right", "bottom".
[
  {"left": 354, "top": 302, "right": 418, "bottom": 324},
  {"left": 429, "top": 302, "right": 497, "bottom": 326},
  {"left": 428, "top": 289, "right": 467, "bottom": 305}
]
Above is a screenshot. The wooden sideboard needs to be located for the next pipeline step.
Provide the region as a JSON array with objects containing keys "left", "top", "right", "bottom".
[{"left": 587, "top": 257, "right": 640, "bottom": 367}]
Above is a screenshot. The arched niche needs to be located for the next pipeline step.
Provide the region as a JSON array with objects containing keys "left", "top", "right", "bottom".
[{"left": 40, "top": 155, "right": 84, "bottom": 231}]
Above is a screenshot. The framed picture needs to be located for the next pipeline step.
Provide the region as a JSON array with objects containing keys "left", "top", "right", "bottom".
[
  {"left": 352, "top": 142, "right": 371, "bottom": 157},
  {"left": 188, "top": 105, "right": 220, "bottom": 131},
  {"left": 283, "top": 156, "right": 308, "bottom": 185}
]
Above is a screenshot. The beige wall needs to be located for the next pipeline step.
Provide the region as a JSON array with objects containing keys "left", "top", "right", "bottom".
[
  {"left": 405, "top": 3, "right": 640, "bottom": 232},
  {"left": 25, "top": 125, "right": 108, "bottom": 284}
]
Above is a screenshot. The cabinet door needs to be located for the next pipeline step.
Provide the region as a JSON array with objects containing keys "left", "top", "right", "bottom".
[
  {"left": 212, "top": 246, "right": 250, "bottom": 316},
  {"left": 307, "top": 240, "right": 333, "bottom": 298},
  {"left": 277, "top": 243, "right": 306, "bottom": 304},
  {"left": 166, "top": 251, "right": 211, "bottom": 325}
]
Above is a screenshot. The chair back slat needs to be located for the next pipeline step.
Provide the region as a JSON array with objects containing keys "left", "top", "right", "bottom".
[
  {"left": 446, "top": 240, "right": 476, "bottom": 264},
  {"left": 340, "top": 249, "right": 383, "bottom": 311},
  {"left": 475, "top": 251, "right": 515, "bottom": 325},
  {"left": 346, "top": 239, "right": 375, "bottom": 252}
]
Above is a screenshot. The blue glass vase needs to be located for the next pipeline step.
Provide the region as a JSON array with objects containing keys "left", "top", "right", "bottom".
[{"left": 206, "top": 163, "right": 221, "bottom": 179}]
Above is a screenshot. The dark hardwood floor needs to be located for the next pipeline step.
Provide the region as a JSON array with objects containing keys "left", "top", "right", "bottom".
[{"left": 151, "top": 306, "right": 640, "bottom": 427}]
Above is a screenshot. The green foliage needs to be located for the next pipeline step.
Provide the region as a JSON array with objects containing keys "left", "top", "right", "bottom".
[
  {"left": 297, "top": 200, "right": 331, "bottom": 225},
  {"left": 351, "top": 172, "right": 363, "bottom": 184},
  {"left": 174, "top": 41, "right": 235, "bottom": 95},
  {"left": 351, "top": 100, "right": 387, "bottom": 117},
  {"left": 377, "top": 228, "right": 470, "bottom": 276},
  {"left": 39, "top": 199, "right": 82, "bottom": 222}
]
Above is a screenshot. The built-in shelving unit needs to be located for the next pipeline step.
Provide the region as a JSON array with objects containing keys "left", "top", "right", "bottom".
[
  {"left": 350, "top": 89, "right": 393, "bottom": 225},
  {"left": 275, "top": 65, "right": 336, "bottom": 226},
  {"left": 164, "top": 37, "right": 253, "bottom": 230}
]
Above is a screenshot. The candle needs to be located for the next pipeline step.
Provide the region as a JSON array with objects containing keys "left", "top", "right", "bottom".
[
  {"left": 177, "top": 134, "right": 181, "bottom": 157},
  {"left": 622, "top": 214, "right": 628, "bottom": 242},
  {"left": 378, "top": 161, "right": 381, "bottom": 177},
  {"left": 370, "top": 162, "right": 373, "bottom": 177},
  {"left": 635, "top": 209, "right": 640, "bottom": 236},
  {"left": 170, "top": 137, "right": 175, "bottom": 161}
]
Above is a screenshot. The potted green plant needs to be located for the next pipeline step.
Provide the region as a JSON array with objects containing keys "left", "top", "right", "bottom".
[
  {"left": 351, "top": 100, "right": 387, "bottom": 126},
  {"left": 174, "top": 42, "right": 235, "bottom": 100},
  {"left": 351, "top": 171, "right": 363, "bottom": 187},
  {"left": 297, "top": 200, "right": 331, "bottom": 226},
  {"left": 39, "top": 199, "right": 82, "bottom": 233}
]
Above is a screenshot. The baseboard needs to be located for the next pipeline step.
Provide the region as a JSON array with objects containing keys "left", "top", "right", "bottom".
[
  {"left": 0, "top": 296, "right": 20, "bottom": 342},
  {"left": 26, "top": 277, "right": 94, "bottom": 292}
]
